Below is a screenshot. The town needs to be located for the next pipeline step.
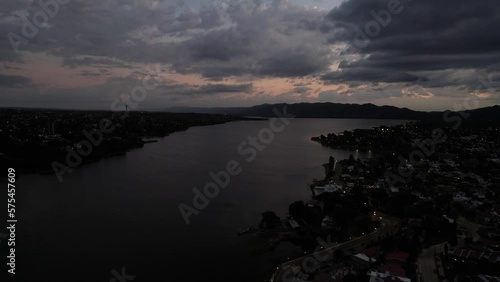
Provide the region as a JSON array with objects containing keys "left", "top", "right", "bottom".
[
  {"left": 0, "top": 108, "right": 250, "bottom": 175},
  {"left": 256, "top": 119, "right": 500, "bottom": 282}
]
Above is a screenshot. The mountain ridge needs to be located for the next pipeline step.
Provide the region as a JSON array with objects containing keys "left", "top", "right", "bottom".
[{"left": 166, "top": 102, "right": 500, "bottom": 121}]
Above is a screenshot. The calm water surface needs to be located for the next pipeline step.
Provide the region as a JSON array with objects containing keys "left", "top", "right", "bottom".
[{"left": 15, "top": 119, "right": 408, "bottom": 281}]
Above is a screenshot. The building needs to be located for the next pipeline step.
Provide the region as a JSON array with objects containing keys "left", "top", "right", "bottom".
[
  {"left": 367, "top": 270, "right": 411, "bottom": 282},
  {"left": 386, "top": 251, "right": 409, "bottom": 265},
  {"left": 314, "top": 183, "right": 342, "bottom": 196}
]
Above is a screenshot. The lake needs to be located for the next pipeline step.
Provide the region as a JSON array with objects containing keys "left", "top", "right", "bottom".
[{"left": 15, "top": 118, "right": 408, "bottom": 282}]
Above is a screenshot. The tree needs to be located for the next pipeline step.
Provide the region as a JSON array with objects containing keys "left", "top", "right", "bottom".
[
  {"left": 259, "top": 211, "right": 281, "bottom": 230},
  {"left": 329, "top": 156, "right": 335, "bottom": 164},
  {"left": 304, "top": 206, "right": 324, "bottom": 227},
  {"left": 289, "top": 201, "right": 305, "bottom": 219},
  {"left": 348, "top": 154, "right": 355, "bottom": 164}
]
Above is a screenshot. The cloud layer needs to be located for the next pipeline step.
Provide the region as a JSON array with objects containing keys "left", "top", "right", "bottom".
[{"left": 0, "top": 0, "right": 499, "bottom": 110}]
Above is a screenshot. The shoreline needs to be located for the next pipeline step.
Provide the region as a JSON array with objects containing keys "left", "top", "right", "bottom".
[{"left": 1, "top": 115, "right": 261, "bottom": 178}]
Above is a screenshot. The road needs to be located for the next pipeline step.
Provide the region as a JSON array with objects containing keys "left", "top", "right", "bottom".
[
  {"left": 270, "top": 214, "right": 399, "bottom": 282},
  {"left": 417, "top": 243, "right": 447, "bottom": 282},
  {"left": 417, "top": 247, "right": 439, "bottom": 282}
]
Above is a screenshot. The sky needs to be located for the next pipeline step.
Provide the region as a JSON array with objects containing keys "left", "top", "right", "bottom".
[{"left": 0, "top": 0, "right": 499, "bottom": 111}]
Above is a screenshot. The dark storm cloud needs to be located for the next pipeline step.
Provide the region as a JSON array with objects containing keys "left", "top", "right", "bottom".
[
  {"left": 1, "top": 0, "right": 499, "bottom": 105},
  {"left": 292, "top": 86, "right": 312, "bottom": 94},
  {"left": 156, "top": 3, "right": 224, "bottom": 34},
  {"left": 79, "top": 70, "right": 102, "bottom": 77},
  {"left": 293, "top": 81, "right": 312, "bottom": 87},
  {"left": 160, "top": 83, "right": 254, "bottom": 96},
  {"left": 1, "top": 1, "right": 172, "bottom": 60},
  {"left": 327, "top": 0, "right": 500, "bottom": 56},
  {"left": 0, "top": 74, "right": 33, "bottom": 88},
  {"left": 321, "top": 0, "right": 500, "bottom": 91},
  {"left": 63, "top": 56, "right": 133, "bottom": 69},
  {"left": 0, "top": 0, "right": 333, "bottom": 80},
  {"left": 197, "top": 83, "right": 253, "bottom": 94},
  {"left": 322, "top": 67, "right": 420, "bottom": 83},
  {"left": 257, "top": 44, "right": 332, "bottom": 77},
  {"left": 166, "top": 1, "right": 333, "bottom": 79}
]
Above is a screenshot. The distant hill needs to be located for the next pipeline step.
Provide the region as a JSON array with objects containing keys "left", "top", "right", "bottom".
[
  {"left": 165, "top": 103, "right": 500, "bottom": 122},
  {"left": 461, "top": 104, "right": 500, "bottom": 123},
  {"left": 166, "top": 103, "right": 425, "bottom": 119}
]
